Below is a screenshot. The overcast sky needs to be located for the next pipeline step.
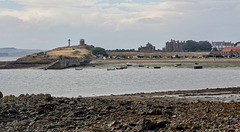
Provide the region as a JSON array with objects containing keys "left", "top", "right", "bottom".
[{"left": 0, "top": 0, "right": 239, "bottom": 50}]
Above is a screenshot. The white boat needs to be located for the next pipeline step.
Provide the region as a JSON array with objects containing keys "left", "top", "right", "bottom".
[{"left": 126, "top": 63, "right": 132, "bottom": 66}]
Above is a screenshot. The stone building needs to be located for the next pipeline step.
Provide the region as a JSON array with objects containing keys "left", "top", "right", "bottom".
[
  {"left": 164, "top": 39, "right": 185, "bottom": 52},
  {"left": 211, "top": 41, "right": 233, "bottom": 51},
  {"left": 138, "top": 43, "right": 155, "bottom": 52},
  {"left": 80, "top": 39, "right": 85, "bottom": 46}
]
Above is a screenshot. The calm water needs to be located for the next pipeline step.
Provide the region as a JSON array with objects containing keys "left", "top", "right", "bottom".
[
  {"left": 0, "top": 67, "right": 240, "bottom": 97},
  {"left": 0, "top": 57, "right": 18, "bottom": 61}
]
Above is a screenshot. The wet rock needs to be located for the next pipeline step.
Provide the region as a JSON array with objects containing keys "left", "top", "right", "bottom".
[
  {"left": 73, "top": 111, "right": 85, "bottom": 117},
  {"left": 137, "top": 119, "right": 165, "bottom": 131},
  {"left": 0, "top": 91, "right": 3, "bottom": 98},
  {"left": 147, "top": 109, "right": 162, "bottom": 115}
]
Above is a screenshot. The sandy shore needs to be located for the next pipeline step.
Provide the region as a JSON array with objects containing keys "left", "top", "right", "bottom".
[{"left": 1, "top": 87, "right": 240, "bottom": 131}]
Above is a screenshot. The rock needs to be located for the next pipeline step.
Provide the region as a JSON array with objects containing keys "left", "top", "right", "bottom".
[
  {"left": 148, "top": 109, "right": 162, "bottom": 115},
  {"left": 88, "top": 106, "right": 95, "bottom": 110},
  {"left": 73, "top": 111, "right": 85, "bottom": 117},
  {"left": 108, "top": 121, "right": 119, "bottom": 127},
  {"left": 137, "top": 119, "right": 162, "bottom": 131},
  {"left": 0, "top": 91, "right": 2, "bottom": 98}
]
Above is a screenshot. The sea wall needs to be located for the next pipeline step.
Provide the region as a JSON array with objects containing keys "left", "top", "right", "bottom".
[{"left": 47, "top": 58, "right": 91, "bottom": 69}]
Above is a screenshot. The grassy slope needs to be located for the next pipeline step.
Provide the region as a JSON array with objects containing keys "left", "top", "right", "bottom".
[{"left": 17, "top": 45, "right": 93, "bottom": 61}]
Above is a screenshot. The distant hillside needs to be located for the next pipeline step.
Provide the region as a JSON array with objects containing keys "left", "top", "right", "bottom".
[{"left": 0, "top": 48, "right": 43, "bottom": 57}]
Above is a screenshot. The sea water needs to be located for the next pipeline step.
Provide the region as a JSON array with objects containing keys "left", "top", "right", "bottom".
[{"left": 0, "top": 67, "right": 240, "bottom": 97}]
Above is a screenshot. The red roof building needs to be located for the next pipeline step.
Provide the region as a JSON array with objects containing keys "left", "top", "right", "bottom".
[{"left": 221, "top": 47, "right": 240, "bottom": 57}]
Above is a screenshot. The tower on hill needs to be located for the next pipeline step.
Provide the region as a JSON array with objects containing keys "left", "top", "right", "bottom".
[{"left": 80, "top": 39, "right": 85, "bottom": 46}]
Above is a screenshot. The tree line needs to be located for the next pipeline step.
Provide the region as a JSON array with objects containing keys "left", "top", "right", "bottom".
[{"left": 183, "top": 40, "right": 212, "bottom": 52}]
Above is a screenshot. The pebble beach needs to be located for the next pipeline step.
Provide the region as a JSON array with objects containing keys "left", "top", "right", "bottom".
[{"left": 1, "top": 87, "right": 240, "bottom": 131}]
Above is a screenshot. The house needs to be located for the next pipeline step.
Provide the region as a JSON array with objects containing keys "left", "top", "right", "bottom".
[
  {"left": 209, "top": 51, "right": 221, "bottom": 57},
  {"left": 211, "top": 41, "right": 233, "bottom": 51},
  {"left": 221, "top": 47, "right": 240, "bottom": 57}
]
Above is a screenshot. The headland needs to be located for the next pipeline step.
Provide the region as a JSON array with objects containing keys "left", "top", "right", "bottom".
[{"left": 0, "top": 45, "right": 93, "bottom": 69}]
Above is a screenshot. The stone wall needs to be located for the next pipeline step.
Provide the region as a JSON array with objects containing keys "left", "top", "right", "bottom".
[{"left": 47, "top": 58, "right": 90, "bottom": 69}]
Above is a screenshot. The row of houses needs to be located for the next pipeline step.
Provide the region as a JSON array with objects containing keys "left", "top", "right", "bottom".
[{"left": 210, "top": 47, "right": 240, "bottom": 57}]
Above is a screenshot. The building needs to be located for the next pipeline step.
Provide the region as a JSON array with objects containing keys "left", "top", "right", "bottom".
[
  {"left": 221, "top": 47, "right": 240, "bottom": 57},
  {"left": 211, "top": 41, "right": 233, "bottom": 51},
  {"left": 164, "top": 39, "right": 185, "bottom": 52},
  {"left": 80, "top": 39, "right": 85, "bottom": 46},
  {"left": 209, "top": 51, "right": 221, "bottom": 57},
  {"left": 138, "top": 43, "right": 155, "bottom": 52}
]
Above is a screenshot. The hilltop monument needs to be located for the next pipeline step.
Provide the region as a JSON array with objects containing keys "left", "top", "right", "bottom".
[
  {"left": 80, "top": 39, "right": 85, "bottom": 46},
  {"left": 68, "top": 39, "right": 71, "bottom": 47}
]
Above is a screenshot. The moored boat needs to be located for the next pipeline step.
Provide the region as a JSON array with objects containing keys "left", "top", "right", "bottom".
[
  {"left": 153, "top": 66, "right": 161, "bottom": 69},
  {"left": 116, "top": 67, "right": 123, "bottom": 70},
  {"left": 175, "top": 63, "right": 182, "bottom": 67},
  {"left": 126, "top": 63, "right": 132, "bottom": 66},
  {"left": 194, "top": 65, "right": 203, "bottom": 69},
  {"left": 75, "top": 67, "right": 83, "bottom": 70},
  {"left": 107, "top": 68, "right": 115, "bottom": 71}
]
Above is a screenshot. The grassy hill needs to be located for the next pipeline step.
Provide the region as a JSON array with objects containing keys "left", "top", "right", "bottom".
[{"left": 17, "top": 45, "right": 93, "bottom": 62}]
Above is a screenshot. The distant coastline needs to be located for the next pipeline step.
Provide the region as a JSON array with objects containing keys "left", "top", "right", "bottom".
[{"left": 0, "top": 48, "right": 43, "bottom": 57}]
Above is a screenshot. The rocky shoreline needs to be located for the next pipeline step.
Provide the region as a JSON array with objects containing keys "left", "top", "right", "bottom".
[{"left": 1, "top": 87, "right": 240, "bottom": 131}]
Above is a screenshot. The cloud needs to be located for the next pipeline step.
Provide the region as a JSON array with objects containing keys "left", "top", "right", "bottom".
[{"left": 0, "top": 0, "right": 240, "bottom": 49}]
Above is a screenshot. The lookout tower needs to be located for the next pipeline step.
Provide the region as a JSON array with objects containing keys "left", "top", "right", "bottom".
[{"left": 80, "top": 39, "right": 85, "bottom": 46}]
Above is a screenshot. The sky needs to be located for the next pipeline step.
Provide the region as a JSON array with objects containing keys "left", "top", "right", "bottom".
[{"left": 0, "top": 0, "right": 240, "bottom": 50}]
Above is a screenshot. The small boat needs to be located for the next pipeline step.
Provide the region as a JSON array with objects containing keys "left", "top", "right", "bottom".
[
  {"left": 75, "top": 67, "right": 83, "bottom": 70},
  {"left": 138, "top": 64, "right": 144, "bottom": 67},
  {"left": 195, "top": 62, "right": 199, "bottom": 65},
  {"left": 121, "top": 66, "right": 127, "bottom": 69},
  {"left": 43, "top": 67, "right": 47, "bottom": 70},
  {"left": 153, "top": 66, "right": 161, "bottom": 69},
  {"left": 116, "top": 67, "right": 123, "bottom": 70},
  {"left": 194, "top": 65, "right": 203, "bottom": 69},
  {"left": 126, "top": 63, "right": 132, "bottom": 66},
  {"left": 107, "top": 68, "right": 115, "bottom": 71},
  {"left": 175, "top": 63, "right": 182, "bottom": 67}
]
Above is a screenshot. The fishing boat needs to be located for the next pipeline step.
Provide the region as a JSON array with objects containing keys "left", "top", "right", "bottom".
[{"left": 194, "top": 65, "right": 203, "bottom": 69}]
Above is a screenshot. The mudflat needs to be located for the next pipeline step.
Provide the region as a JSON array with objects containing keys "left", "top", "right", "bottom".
[{"left": 1, "top": 87, "right": 240, "bottom": 131}]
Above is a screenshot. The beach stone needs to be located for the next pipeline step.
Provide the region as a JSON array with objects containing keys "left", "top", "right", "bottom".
[
  {"left": 147, "top": 109, "right": 162, "bottom": 115},
  {"left": 0, "top": 91, "right": 3, "bottom": 98},
  {"left": 137, "top": 119, "right": 160, "bottom": 131}
]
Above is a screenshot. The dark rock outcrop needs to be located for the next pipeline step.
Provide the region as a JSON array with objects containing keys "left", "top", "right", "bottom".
[{"left": 0, "top": 91, "right": 3, "bottom": 98}]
